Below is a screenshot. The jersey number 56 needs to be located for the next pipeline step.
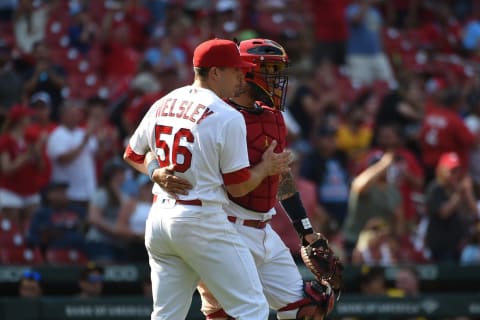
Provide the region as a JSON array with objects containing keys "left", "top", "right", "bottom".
[{"left": 155, "top": 124, "right": 194, "bottom": 173}]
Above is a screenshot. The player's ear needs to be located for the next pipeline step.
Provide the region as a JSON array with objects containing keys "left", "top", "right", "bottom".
[
  {"left": 209, "top": 66, "right": 219, "bottom": 79},
  {"left": 210, "top": 66, "right": 226, "bottom": 80}
]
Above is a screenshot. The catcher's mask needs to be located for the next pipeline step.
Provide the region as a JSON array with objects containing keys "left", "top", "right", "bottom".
[{"left": 238, "top": 38, "right": 289, "bottom": 110}]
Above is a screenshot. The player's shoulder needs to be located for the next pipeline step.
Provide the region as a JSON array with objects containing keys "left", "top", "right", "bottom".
[
  {"left": 216, "top": 100, "right": 245, "bottom": 121},
  {"left": 148, "top": 85, "right": 193, "bottom": 111}
]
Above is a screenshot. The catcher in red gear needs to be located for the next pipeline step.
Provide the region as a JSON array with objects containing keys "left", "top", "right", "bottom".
[{"left": 147, "top": 38, "right": 343, "bottom": 319}]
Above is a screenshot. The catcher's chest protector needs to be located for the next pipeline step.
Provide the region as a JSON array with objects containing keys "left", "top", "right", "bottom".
[{"left": 229, "top": 105, "right": 287, "bottom": 212}]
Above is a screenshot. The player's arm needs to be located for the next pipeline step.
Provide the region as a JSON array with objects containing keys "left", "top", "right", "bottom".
[
  {"left": 146, "top": 146, "right": 290, "bottom": 198},
  {"left": 277, "top": 169, "right": 317, "bottom": 244},
  {"left": 124, "top": 150, "right": 192, "bottom": 197},
  {"left": 123, "top": 144, "right": 149, "bottom": 175},
  {"left": 224, "top": 140, "right": 291, "bottom": 197},
  {"left": 145, "top": 151, "right": 192, "bottom": 197},
  {"left": 278, "top": 170, "right": 297, "bottom": 201}
]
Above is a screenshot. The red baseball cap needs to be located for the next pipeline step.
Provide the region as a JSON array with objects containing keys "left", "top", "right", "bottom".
[
  {"left": 437, "top": 152, "right": 461, "bottom": 171},
  {"left": 193, "top": 39, "right": 256, "bottom": 69},
  {"left": 8, "top": 105, "right": 35, "bottom": 123}
]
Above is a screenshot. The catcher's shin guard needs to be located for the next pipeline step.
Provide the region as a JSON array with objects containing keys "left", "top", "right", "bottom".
[
  {"left": 278, "top": 280, "right": 335, "bottom": 319},
  {"left": 302, "top": 280, "right": 335, "bottom": 318}
]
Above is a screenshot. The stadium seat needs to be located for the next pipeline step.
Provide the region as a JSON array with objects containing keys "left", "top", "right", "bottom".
[
  {"left": 0, "top": 232, "right": 25, "bottom": 248},
  {"left": 0, "top": 217, "right": 24, "bottom": 247},
  {"left": 45, "top": 248, "right": 89, "bottom": 266},
  {"left": 85, "top": 44, "right": 105, "bottom": 72},
  {"left": 45, "top": 15, "right": 70, "bottom": 50},
  {"left": 0, "top": 246, "right": 44, "bottom": 265},
  {"left": 67, "top": 72, "right": 102, "bottom": 99}
]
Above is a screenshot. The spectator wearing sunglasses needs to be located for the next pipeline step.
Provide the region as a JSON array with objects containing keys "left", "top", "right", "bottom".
[
  {"left": 18, "top": 270, "right": 42, "bottom": 298},
  {"left": 77, "top": 262, "right": 104, "bottom": 298}
]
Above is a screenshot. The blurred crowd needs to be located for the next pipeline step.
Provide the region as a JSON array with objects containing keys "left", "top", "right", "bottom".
[{"left": 2, "top": 0, "right": 480, "bottom": 275}]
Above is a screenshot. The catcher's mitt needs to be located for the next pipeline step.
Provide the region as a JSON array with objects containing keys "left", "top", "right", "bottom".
[{"left": 300, "top": 233, "right": 343, "bottom": 297}]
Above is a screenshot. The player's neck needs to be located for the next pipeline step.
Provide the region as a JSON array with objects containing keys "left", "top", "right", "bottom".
[{"left": 192, "top": 79, "right": 219, "bottom": 96}]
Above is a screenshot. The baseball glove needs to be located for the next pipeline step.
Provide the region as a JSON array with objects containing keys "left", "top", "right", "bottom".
[{"left": 300, "top": 233, "right": 344, "bottom": 296}]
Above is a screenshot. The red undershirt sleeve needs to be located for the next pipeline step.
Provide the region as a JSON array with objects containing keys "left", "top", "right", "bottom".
[
  {"left": 222, "top": 167, "right": 251, "bottom": 185},
  {"left": 124, "top": 144, "right": 146, "bottom": 164}
]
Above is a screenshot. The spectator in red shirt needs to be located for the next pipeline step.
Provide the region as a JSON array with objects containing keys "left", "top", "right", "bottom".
[
  {"left": 0, "top": 105, "right": 47, "bottom": 230},
  {"left": 101, "top": 24, "right": 140, "bottom": 83},
  {"left": 124, "top": 0, "right": 153, "bottom": 50},
  {"left": 99, "top": 3, "right": 142, "bottom": 83},
  {"left": 309, "top": 0, "right": 349, "bottom": 66},
  {"left": 25, "top": 91, "right": 57, "bottom": 193},
  {"left": 100, "top": 0, "right": 151, "bottom": 51},
  {"left": 415, "top": 2, "right": 462, "bottom": 54},
  {"left": 419, "top": 88, "right": 476, "bottom": 184}
]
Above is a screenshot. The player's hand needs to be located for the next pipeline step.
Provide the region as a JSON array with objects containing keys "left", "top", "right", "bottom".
[
  {"left": 303, "top": 233, "right": 318, "bottom": 245},
  {"left": 151, "top": 164, "right": 193, "bottom": 199},
  {"left": 261, "top": 140, "right": 291, "bottom": 176}
]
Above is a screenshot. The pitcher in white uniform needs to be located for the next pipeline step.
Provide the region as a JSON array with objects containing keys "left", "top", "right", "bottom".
[{"left": 123, "top": 38, "right": 291, "bottom": 320}]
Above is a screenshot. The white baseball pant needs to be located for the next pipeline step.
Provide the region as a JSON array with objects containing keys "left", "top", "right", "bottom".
[
  {"left": 200, "top": 222, "right": 305, "bottom": 320},
  {"left": 145, "top": 202, "right": 269, "bottom": 320}
]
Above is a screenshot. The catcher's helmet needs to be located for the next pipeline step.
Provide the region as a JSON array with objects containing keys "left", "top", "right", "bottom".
[{"left": 238, "top": 38, "right": 289, "bottom": 110}]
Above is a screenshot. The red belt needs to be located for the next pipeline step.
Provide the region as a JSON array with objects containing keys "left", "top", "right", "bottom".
[
  {"left": 227, "top": 216, "right": 270, "bottom": 229},
  {"left": 153, "top": 195, "right": 202, "bottom": 206}
]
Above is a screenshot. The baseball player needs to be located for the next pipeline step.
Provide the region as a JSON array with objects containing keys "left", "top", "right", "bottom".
[
  {"left": 150, "top": 39, "right": 339, "bottom": 320},
  {"left": 123, "top": 38, "right": 291, "bottom": 320}
]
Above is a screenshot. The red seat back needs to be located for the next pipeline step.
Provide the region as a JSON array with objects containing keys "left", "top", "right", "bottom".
[{"left": 45, "top": 248, "right": 89, "bottom": 265}]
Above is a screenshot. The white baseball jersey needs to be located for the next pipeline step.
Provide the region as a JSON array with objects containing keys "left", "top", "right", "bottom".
[
  {"left": 128, "top": 85, "right": 250, "bottom": 205},
  {"left": 128, "top": 85, "right": 270, "bottom": 319}
]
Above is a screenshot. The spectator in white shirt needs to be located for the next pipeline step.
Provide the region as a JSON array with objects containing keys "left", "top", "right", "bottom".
[{"left": 47, "top": 103, "right": 97, "bottom": 212}]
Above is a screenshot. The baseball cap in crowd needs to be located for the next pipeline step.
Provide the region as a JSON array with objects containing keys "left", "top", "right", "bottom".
[
  {"left": 193, "top": 39, "right": 256, "bottom": 69},
  {"left": 7, "top": 105, "right": 35, "bottom": 123},
  {"left": 437, "top": 152, "right": 461, "bottom": 171},
  {"left": 22, "top": 269, "right": 42, "bottom": 281},
  {"left": 30, "top": 91, "right": 52, "bottom": 108}
]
